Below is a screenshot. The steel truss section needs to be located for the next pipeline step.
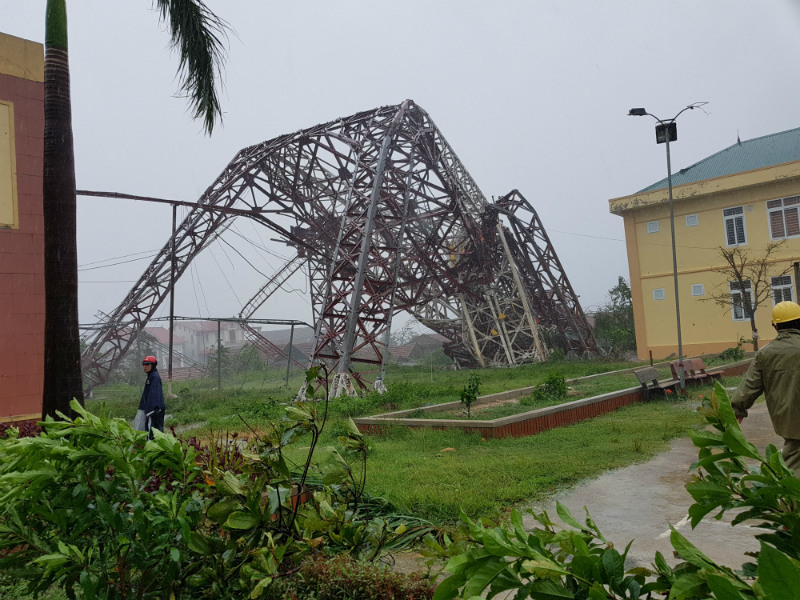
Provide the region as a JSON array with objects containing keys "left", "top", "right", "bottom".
[{"left": 81, "top": 100, "right": 598, "bottom": 393}]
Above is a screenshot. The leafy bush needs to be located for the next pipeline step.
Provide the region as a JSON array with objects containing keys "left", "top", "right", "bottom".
[
  {"left": 0, "top": 404, "right": 207, "bottom": 599},
  {"left": 717, "top": 338, "right": 746, "bottom": 362},
  {"left": 262, "top": 554, "right": 435, "bottom": 599},
  {"left": 432, "top": 382, "right": 800, "bottom": 599},
  {"left": 521, "top": 372, "right": 567, "bottom": 407},
  {"left": 459, "top": 374, "right": 481, "bottom": 418},
  {"left": 0, "top": 420, "right": 41, "bottom": 438},
  {"left": 0, "top": 368, "right": 436, "bottom": 600}
]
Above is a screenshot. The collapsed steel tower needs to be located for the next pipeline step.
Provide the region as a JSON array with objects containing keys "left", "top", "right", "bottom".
[{"left": 82, "top": 100, "right": 598, "bottom": 394}]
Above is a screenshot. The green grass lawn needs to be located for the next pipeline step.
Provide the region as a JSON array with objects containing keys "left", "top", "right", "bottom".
[
  {"left": 353, "top": 397, "right": 706, "bottom": 522},
  {"left": 86, "top": 359, "right": 743, "bottom": 523}
]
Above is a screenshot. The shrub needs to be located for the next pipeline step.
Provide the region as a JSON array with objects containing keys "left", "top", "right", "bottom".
[
  {"left": 0, "top": 420, "right": 41, "bottom": 438},
  {"left": 0, "top": 370, "right": 437, "bottom": 599},
  {"left": 459, "top": 374, "right": 481, "bottom": 418},
  {"left": 521, "top": 372, "right": 567, "bottom": 407},
  {"left": 263, "top": 554, "right": 435, "bottom": 600},
  {"left": 717, "top": 338, "right": 746, "bottom": 362}
]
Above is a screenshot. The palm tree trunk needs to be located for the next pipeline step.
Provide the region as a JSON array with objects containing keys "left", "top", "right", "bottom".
[{"left": 42, "top": 0, "right": 84, "bottom": 419}]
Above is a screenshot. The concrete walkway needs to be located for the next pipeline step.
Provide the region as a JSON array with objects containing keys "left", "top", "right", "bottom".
[{"left": 526, "top": 401, "right": 781, "bottom": 570}]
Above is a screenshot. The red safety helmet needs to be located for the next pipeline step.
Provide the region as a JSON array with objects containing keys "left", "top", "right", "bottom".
[{"left": 142, "top": 355, "right": 158, "bottom": 366}]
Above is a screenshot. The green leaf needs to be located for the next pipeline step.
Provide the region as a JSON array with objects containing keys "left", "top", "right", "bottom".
[
  {"left": 207, "top": 499, "right": 238, "bottom": 524},
  {"left": 669, "top": 528, "right": 717, "bottom": 570},
  {"left": 601, "top": 547, "right": 623, "bottom": 584},
  {"left": 668, "top": 572, "right": 707, "bottom": 599},
  {"left": 463, "top": 557, "right": 516, "bottom": 598},
  {"left": 757, "top": 542, "right": 800, "bottom": 600},
  {"left": 705, "top": 572, "right": 749, "bottom": 600},
  {"left": 510, "top": 509, "right": 527, "bottom": 542},
  {"left": 215, "top": 471, "right": 245, "bottom": 496},
  {"left": 224, "top": 511, "right": 261, "bottom": 530},
  {"left": 721, "top": 427, "right": 762, "bottom": 461},
  {"left": 285, "top": 406, "right": 313, "bottom": 423},
  {"left": 342, "top": 417, "right": 362, "bottom": 438},
  {"left": 188, "top": 532, "right": 211, "bottom": 555},
  {"left": 250, "top": 575, "right": 273, "bottom": 599},
  {"left": 481, "top": 528, "right": 525, "bottom": 558},
  {"left": 432, "top": 573, "right": 465, "bottom": 600},
  {"left": 520, "top": 557, "right": 571, "bottom": 578},
  {"left": 528, "top": 578, "right": 576, "bottom": 599},
  {"left": 556, "top": 501, "right": 583, "bottom": 530},
  {"left": 32, "top": 553, "right": 70, "bottom": 571}
]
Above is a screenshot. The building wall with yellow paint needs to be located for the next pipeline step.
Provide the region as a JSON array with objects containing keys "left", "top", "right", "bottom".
[
  {"left": 0, "top": 32, "right": 45, "bottom": 422},
  {"left": 611, "top": 155, "right": 800, "bottom": 361}
]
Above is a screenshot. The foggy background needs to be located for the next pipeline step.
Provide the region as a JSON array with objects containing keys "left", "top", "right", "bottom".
[{"left": 3, "top": 1, "right": 800, "bottom": 335}]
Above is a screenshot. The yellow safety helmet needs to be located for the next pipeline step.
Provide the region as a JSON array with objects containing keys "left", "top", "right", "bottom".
[{"left": 771, "top": 301, "right": 800, "bottom": 325}]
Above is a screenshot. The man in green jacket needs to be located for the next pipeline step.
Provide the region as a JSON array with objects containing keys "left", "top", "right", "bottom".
[{"left": 731, "top": 301, "right": 800, "bottom": 474}]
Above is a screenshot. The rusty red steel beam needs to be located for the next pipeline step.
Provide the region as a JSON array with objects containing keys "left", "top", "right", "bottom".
[{"left": 80, "top": 100, "right": 598, "bottom": 393}]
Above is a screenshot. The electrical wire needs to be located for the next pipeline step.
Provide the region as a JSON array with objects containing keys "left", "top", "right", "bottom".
[
  {"left": 218, "top": 236, "right": 271, "bottom": 279},
  {"left": 549, "top": 227, "right": 724, "bottom": 251},
  {"left": 228, "top": 223, "right": 290, "bottom": 262},
  {"left": 208, "top": 246, "right": 242, "bottom": 306},
  {"left": 78, "top": 252, "right": 159, "bottom": 272},
  {"left": 79, "top": 248, "right": 160, "bottom": 268},
  {"left": 189, "top": 260, "right": 210, "bottom": 317}
]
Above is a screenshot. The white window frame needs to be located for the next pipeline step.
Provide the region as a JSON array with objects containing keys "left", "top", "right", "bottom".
[
  {"left": 723, "top": 206, "right": 747, "bottom": 246},
  {"left": 729, "top": 280, "right": 753, "bottom": 321},
  {"left": 685, "top": 214, "right": 699, "bottom": 227},
  {"left": 646, "top": 221, "right": 659, "bottom": 234},
  {"left": 691, "top": 283, "right": 704, "bottom": 296},
  {"left": 653, "top": 288, "right": 666, "bottom": 301},
  {"left": 771, "top": 275, "right": 793, "bottom": 304},
  {"left": 767, "top": 196, "right": 800, "bottom": 240}
]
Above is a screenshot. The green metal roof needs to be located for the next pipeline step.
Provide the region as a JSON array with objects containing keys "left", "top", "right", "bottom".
[{"left": 638, "top": 126, "right": 800, "bottom": 193}]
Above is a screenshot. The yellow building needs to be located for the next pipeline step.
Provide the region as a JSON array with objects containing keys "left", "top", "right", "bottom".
[{"left": 610, "top": 128, "right": 800, "bottom": 360}]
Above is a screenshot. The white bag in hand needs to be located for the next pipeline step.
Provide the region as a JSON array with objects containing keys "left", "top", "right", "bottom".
[{"left": 133, "top": 409, "right": 147, "bottom": 432}]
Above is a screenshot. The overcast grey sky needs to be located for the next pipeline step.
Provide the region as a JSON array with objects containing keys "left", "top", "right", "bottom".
[{"left": 3, "top": 1, "right": 800, "bottom": 331}]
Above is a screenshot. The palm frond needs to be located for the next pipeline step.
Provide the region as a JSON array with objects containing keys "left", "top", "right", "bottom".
[{"left": 154, "top": 0, "right": 229, "bottom": 134}]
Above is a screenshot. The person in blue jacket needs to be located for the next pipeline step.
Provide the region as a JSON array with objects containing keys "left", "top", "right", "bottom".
[{"left": 139, "top": 355, "right": 165, "bottom": 437}]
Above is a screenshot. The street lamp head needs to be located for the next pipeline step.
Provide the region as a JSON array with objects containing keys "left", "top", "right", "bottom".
[{"left": 628, "top": 108, "right": 647, "bottom": 116}]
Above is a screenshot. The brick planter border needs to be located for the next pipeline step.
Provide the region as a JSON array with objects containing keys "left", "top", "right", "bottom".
[{"left": 354, "top": 359, "right": 752, "bottom": 439}]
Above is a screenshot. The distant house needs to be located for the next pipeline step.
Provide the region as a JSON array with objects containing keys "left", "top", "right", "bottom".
[
  {"left": 173, "top": 320, "right": 249, "bottom": 364},
  {"left": 0, "top": 33, "right": 44, "bottom": 422},
  {"left": 142, "top": 326, "right": 188, "bottom": 367},
  {"left": 280, "top": 341, "right": 312, "bottom": 365},
  {"left": 610, "top": 127, "right": 800, "bottom": 359},
  {"left": 388, "top": 333, "right": 447, "bottom": 365}
]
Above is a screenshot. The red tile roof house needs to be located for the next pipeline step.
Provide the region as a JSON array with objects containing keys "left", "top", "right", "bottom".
[
  {"left": 143, "top": 326, "right": 189, "bottom": 368},
  {"left": 1, "top": 33, "right": 44, "bottom": 423}
]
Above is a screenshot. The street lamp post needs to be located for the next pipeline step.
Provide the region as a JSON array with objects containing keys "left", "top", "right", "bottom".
[{"left": 628, "top": 102, "right": 707, "bottom": 393}]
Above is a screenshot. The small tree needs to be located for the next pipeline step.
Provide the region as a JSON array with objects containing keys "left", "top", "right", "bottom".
[
  {"left": 236, "top": 343, "right": 266, "bottom": 373},
  {"left": 593, "top": 276, "right": 636, "bottom": 355},
  {"left": 207, "top": 344, "right": 233, "bottom": 379},
  {"left": 704, "top": 242, "right": 790, "bottom": 351},
  {"left": 460, "top": 373, "right": 481, "bottom": 418},
  {"left": 111, "top": 331, "right": 160, "bottom": 386}
]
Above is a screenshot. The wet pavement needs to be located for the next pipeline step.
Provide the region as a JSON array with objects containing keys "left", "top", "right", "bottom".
[{"left": 526, "top": 401, "right": 781, "bottom": 570}]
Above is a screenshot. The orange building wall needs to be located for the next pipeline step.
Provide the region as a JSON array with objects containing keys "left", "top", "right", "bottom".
[{"left": 0, "top": 33, "right": 45, "bottom": 422}]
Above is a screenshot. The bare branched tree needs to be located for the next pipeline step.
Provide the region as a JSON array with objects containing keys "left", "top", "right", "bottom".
[{"left": 703, "top": 241, "right": 790, "bottom": 351}]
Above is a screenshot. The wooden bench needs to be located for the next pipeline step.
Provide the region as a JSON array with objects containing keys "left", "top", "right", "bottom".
[
  {"left": 670, "top": 358, "right": 722, "bottom": 385},
  {"left": 634, "top": 366, "right": 677, "bottom": 402}
]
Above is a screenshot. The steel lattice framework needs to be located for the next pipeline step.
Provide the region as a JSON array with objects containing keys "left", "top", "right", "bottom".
[{"left": 81, "top": 100, "right": 598, "bottom": 393}]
